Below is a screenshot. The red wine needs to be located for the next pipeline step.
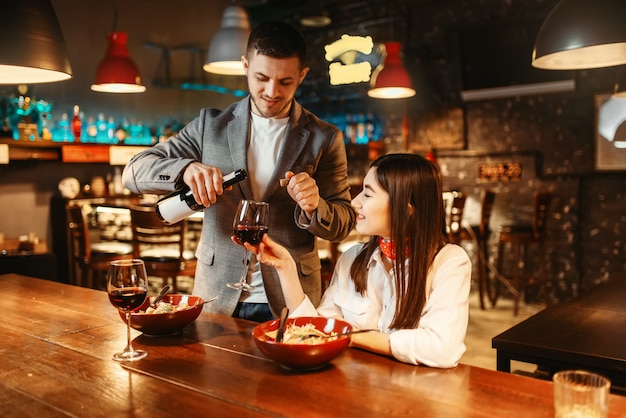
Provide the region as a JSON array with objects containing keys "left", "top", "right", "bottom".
[
  {"left": 108, "top": 287, "right": 147, "bottom": 311},
  {"left": 233, "top": 225, "right": 268, "bottom": 245}
]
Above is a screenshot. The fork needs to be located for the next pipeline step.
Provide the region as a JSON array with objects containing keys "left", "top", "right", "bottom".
[{"left": 301, "top": 328, "right": 378, "bottom": 340}]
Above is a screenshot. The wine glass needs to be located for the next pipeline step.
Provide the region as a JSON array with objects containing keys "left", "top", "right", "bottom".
[
  {"left": 227, "top": 200, "right": 269, "bottom": 291},
  {"left": 107, "top": 259, "right": 149, "bottom": 362}
]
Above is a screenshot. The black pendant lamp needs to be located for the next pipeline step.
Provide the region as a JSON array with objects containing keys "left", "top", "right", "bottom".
[
  {"left": 0, "top": 0, "right": 72, "bottom": 84},
  {"left": 532, "top": 0, "right": 626, "bottom": 70},
  {"left": 299, "top": 0, "right": 331, "bottom": 28}
]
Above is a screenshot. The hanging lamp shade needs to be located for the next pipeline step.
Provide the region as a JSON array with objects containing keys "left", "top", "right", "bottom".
[
  {"left": 91, "top": 32, "right": 146, "bottom": 93},
  {"left": 368, "top": 42, "right": 415, "bottom": 99},
  {"left": 299, "top": 0, "right": 331, "bottom": 28},
  {"left": 532, "top": 0, "right": 626, "bottom": 70},
  {"left": 204, "top": 5, "right": 250, "bottom": 76},
  {"left": 0, "top": 0, "right": 72, "bottom": 84}
]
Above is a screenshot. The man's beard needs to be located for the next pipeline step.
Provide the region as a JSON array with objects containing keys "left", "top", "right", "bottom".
[{"left": 250, "top": 94, "right": 291, "bottom": 118}]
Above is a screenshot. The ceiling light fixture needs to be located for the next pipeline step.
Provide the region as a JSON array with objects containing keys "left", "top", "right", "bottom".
[
  {"left": 204, "top": 5, "right": 251, "bottom": 76},
  {"left": 0, "top": 0, "right": 72, "bottom": 84},
  {"left": 532, "top": 0, "right": 626, "bottom": 70},
  {"left": 368, "top": 42, "right": 415, "bottom": 99},
  {"left": 91, "top": 32, "right": 146, "bottom": 93},
  {"left": 299, "top": 0, "right": 331, "bottom": 28},
  {"left": 91, "top": 3, "right": 145, "bottom": 93}
]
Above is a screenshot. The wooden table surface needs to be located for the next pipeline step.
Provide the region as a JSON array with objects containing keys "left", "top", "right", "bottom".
[
  {"left": 493, "top": 278, "right": 626, "bottom": 394},
  {"left": 3, "top": 273, "right": 626, "bottom": 417}
]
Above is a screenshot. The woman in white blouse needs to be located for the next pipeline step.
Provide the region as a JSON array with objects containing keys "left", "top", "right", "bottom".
[{"left": 243, "top": 153, "right": 471, "bottom": 368}]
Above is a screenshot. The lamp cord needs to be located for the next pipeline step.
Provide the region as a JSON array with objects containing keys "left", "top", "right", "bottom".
[{"left": 110, "top": 0, "right": 119, "bottom": 33}]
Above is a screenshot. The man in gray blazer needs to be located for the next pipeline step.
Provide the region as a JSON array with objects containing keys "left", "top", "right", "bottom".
[{"left": 122, "top": 21, "right": 355, "bottom": 321}]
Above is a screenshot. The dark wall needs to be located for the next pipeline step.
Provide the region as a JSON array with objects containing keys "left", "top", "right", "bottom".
[
  {"left": 256, "top": 0, "right": 626, "bottom": 300},
  {"left": 407, "top": 0, "right": 626, "bottom": 299}
]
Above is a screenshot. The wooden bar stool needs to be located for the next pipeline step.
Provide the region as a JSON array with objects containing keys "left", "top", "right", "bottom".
[
  {"left": 495, "top": 191, "right": 553, "bottom": 315},
  {"left": 448, "top": 190, "right": 497, "bottom": 310}
]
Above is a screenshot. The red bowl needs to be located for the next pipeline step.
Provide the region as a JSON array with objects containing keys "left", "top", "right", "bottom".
[
  {"left": 252, "top": 316, "right": 352, "bottom": 370},
  {"left": 118, "top": 294, "right": 204, "bottom": 336}
]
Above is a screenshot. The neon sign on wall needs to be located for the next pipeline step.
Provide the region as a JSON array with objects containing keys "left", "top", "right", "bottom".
[{"left": 324, "top": 34, "right": 376, "bottom": 86}]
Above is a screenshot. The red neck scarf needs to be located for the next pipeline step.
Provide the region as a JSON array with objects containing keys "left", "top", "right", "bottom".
[{"left": 379, "top": 237, "right": 400, "bottom": 260}]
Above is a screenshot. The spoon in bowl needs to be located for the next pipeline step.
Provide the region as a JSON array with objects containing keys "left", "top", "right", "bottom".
[
  {"left": 150, "top": 284, "right": 171, "bottom": 309},
  {"left": 276, "top": 307, "right": 289, "bottom": 342}
]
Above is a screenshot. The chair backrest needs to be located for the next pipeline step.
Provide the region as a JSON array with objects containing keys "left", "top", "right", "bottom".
[
  {"left": 67, "top": 204, "right": 91, "bottom": 264},
  {"left": 129, "top": 205, "right": 186, "bottom": 261},
  {"left": 479, "top": 190, "right": 497, "bottom": 236},
  {"left": 448, "top": 192, "right": 467, "bottom": 236},
  {"left": 445, "top": 192, "right": 467, "bottom": 244},
  {"left": 533, "top": 191, "right": 553, "bottom": 240}
]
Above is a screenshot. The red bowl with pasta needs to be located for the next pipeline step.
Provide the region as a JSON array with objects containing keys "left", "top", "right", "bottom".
[
  {"left": 118, "top": 294, "right": 204, "bottom": 336},
  {"left": 252, "top": 316, "right": 352, "bottom": 370}
]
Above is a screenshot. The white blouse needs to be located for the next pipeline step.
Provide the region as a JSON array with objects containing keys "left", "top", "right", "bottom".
[{"left": 291, "top": 243, "right": 472, "bottom": 368}]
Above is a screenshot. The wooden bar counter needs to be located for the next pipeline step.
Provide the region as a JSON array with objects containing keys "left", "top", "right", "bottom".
[{"left": 2, "top": 273, "right": 626, "bottom": 417}]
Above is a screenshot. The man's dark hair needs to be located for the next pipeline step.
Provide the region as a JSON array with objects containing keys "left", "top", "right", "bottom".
[{"left": 246, "top": 21, "right": 307, "bottom": 69}]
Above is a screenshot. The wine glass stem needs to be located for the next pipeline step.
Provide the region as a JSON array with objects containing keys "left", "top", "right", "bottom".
[
  {"left": 125, "top": 311, "right": 134, "bottom": 353},
  {"left": 240, "top": 250, "right": 250, "bottom": 284}
]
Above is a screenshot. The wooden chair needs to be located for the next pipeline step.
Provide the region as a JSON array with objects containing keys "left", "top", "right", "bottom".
[
  {"left": 446, "top": 191, "right": 467, "bottom": 243},
  {"left": 66, "top": 204, "right": 133, "bottom": 288},
  {"left": 495, "top": 191, "right": 553, "bottom": 315},
  {"left": 129, "top": 204, "right": 196, "bottom": 293},
  {"left": 448, "top": 190, "right": 497, "bottom": 310}
]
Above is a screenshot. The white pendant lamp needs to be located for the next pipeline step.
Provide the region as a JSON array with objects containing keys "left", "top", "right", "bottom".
[
  {"left": 0, "top": 0, "right": 72, "bottom": 84},
  {"left": 532, "top": 0, "right": 626, "bottom": 70},
  {"left": 204, "top": 5, "right": 251, "bottom": 76}
]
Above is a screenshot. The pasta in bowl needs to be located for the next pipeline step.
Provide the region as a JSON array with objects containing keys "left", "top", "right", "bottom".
[
  {"left": 118, "top": 294, "right": 204, "bottom": 336},
  {"left": 252, "top": 316, "right": 352, "bottom": 370}
]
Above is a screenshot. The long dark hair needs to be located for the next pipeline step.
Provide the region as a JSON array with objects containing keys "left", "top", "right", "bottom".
[{"left": 349, "top": 153, "right": 447, "bottom": 329}]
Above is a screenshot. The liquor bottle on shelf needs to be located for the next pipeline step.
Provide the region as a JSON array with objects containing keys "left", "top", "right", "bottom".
[
  {"left": 107, "top": 117, "right": 117, "bottom": 143},
  {"left": 355, "top": 113, "right": 367, "bottom": 144},
  {"left": 96, "top": 113, "right": 108, "bottom": 143},
  {"left": 71, "top": 105, "right": 82, "bottom": 142},
  {"left": 60, "top": 113, "right": 72, "bottom": 142},
  {"left": 84, "top": 116, "right": 97, "bottom": 143},
  {"left": 345, "top": 114, "right": 355, "bottom": 144}
]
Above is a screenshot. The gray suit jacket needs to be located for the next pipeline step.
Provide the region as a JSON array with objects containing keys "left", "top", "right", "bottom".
[{"left": 123, "top": 97, "right": 356, "bottom": 317}]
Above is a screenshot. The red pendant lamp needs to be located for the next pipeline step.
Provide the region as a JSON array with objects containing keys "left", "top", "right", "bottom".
[
  {"left": 91, "top": 31, "right": 145, "bottom": 93},
  {"left": 368, "top": 42, "right": 415, "bottom": 99}
]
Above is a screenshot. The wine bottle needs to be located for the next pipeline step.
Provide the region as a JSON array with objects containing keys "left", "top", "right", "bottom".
[{"left": 155, "top": 169, "right": 247, "bottom": 224}]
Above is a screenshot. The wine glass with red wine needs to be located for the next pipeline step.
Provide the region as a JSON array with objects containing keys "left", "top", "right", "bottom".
[
  {"left": 227, "top": 200, "right": 269, "bottom": 291},
  {"left": 107, "top": 259, "right": 149, "bottom": 361}
]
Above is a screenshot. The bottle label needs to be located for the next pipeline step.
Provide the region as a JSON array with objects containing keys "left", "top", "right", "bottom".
[{"left": 155, "top": 192, "right": 191, "bottom": 225}]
